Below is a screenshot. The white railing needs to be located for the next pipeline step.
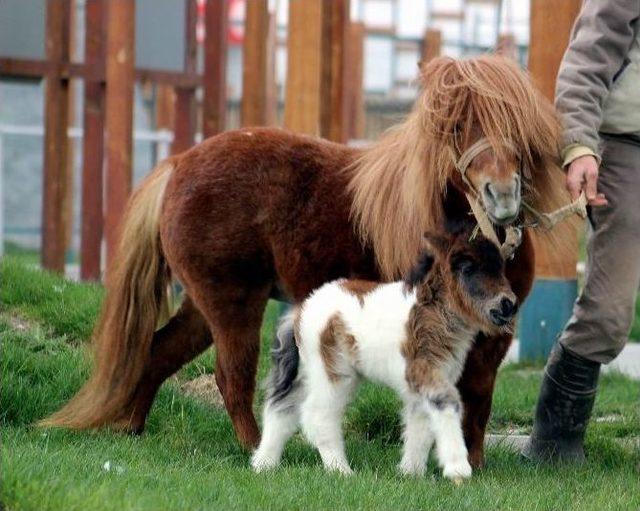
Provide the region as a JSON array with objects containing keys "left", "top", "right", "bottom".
[{"left": 0, "top": 123, "right": 176, "bottom": 257}]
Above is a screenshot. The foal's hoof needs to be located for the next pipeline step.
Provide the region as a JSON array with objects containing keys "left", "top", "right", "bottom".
[
  {"left": 443, "top": 460, "right": 472, "bottom": 481},
  {"left": 326, "top": 463, "right": 354, "bottom": 476},
  {"left": 251, "top": 452, "right": 279, "bottom": 473},
  {"left": 398, "top": 460, "right": 425, "bottom": 477}
]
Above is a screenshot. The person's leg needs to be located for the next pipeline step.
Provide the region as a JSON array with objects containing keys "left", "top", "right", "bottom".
[{"left": 524, "top": 137, "right": 640, "bottom": 462}]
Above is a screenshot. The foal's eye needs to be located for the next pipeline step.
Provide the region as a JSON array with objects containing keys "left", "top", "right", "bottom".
[
  {"left": 453, "top": 257, "right": 476, "bottom": 275},
  {"left": 461, "top": 262, "right": 475, "bottom": 275}
]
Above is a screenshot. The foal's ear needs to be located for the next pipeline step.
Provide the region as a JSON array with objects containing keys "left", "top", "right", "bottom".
[{"left": 422, "top": 232, "right": 449, "bottom": 257}]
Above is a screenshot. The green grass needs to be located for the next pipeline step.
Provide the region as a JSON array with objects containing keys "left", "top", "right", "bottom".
[{"left": 1, "top": 255, "right": 639, "bottom": 511}]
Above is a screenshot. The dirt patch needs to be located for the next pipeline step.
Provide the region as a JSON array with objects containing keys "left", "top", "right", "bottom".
[
  {"left": 180, "top": 374, "right": 224, "bottom": 407},
  {"left": 1, "top": 311, "right": 36, "bottom": 332}
]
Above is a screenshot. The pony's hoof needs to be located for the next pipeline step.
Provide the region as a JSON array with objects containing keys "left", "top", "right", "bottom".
[{"left": 443, "top": 460, "right": 472, "bottom": 481}]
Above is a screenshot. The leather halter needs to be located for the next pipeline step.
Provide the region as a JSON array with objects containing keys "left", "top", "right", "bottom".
[
  {"left": 449, "top": 138, "right": 519, "bottom": 256},
  {"left": 450, "top": 137, "right": 587, "bottom": 259}
]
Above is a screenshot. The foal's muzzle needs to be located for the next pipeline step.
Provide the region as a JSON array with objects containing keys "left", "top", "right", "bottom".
[{"left": 489, "top": 294, "right": 518, "bottom": 326}]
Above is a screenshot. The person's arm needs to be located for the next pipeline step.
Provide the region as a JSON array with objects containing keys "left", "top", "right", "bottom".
[{"left": 555, "top": 0, "right": 640, "bottom": 205}]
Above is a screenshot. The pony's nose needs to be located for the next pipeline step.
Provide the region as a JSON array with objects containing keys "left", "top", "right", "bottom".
[{"left": 482, "top": 177, "right": 521, "bottom": 223}]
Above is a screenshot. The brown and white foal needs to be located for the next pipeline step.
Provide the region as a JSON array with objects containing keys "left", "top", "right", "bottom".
[{"left": 251, "top": 231, "right": 517, "bottom": 480}]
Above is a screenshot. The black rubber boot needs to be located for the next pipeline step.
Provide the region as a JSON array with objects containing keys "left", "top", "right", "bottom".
[{"left": 522, "top": 343, "right": 600, "bottom": 463}]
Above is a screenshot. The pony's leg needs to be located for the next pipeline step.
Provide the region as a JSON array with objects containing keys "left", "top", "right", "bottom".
[
  {"left": 113, "top": 297, "right": 213, "bottom": 433},
  {"left": 251, "top": 390, "right": 303, "bottom": 472},
  {"left": 457, "top": 331, "right": 512, "bottom": 468},
  {"left": 398, "top": 401, "right": 434, "bottom": 477},
  {"left": 424, "top": 385, "right": 472, "bottom": 481},
  {"left": 301, "top": 376, "right": 356, "bottom": 475},
  {"left": 212, "top": 325, "right": 263, "bottom": 449},
  {"left": 197, "top": 284, "right": 270, "bottom": 449}
]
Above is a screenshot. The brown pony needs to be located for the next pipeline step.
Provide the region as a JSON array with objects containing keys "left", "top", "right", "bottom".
[{"left": 41, "top": 55, "right": 571, "bottom": 468}]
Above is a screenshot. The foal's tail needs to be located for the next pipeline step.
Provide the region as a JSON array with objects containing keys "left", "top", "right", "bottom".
[
  {"left": 265, "top": 310, "right": 301, "bottom": 406},
  {"left": 40, "top": 160, "right": 174, "bottom": 430}
]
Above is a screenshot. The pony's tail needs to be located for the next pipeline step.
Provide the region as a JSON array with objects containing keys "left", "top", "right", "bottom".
[
  {"left": 265, "top": 310, "right": 301, "bottom": 406},
  {"left": 39, "top": 160, "right": 174, "bottom": 430}
]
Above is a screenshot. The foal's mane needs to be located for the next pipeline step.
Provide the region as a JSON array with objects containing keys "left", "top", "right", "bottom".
[{"left": 348, "top": 55, "right": 571, "bottom": 279}]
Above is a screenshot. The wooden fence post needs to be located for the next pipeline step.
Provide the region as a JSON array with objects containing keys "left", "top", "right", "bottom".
[
  {"left": 104, "top": 0, "right": 135, "bottom": 267},
  {"left": 497, "top": 33, "right": 517, "bottom": 60},
  {"left": 202, "top": 0, "right": 228, "bottom": 138},
  {"left": 241, "top": 0, "right": 271, "bottom": 127},
  {"left": 172, "top": 0, "right": 198, "bottom": 153},
  {"left": 320, "top": 0, "right": 349, "bottom": 143},
  {"left": 519, "top": 0, "right": 583, "bottom": 361},
  {"left": 284, "top": 0, "right": 322, "bottom": 135},
  {"left": 284, "top": 0, "right": 349, "bottom": 140},
  {"left": 80, "top": 0, "right": 106, "bottom": 280},
  {"left": 42, "top": 0, "right": 71, "bottom": 273},
  {"left": 345, "top": 21, "right": 365, "bottom": 141}
]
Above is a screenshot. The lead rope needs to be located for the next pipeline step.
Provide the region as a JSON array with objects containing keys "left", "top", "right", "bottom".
[{"left": 521, "top": 192, "right": 588, "bottom": 230}]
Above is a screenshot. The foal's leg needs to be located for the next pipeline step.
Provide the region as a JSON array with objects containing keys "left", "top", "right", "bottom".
[
  {"left": 398, "top": 401, "right": 435, "bottom": 476},
  {"left": 252, "top": 387, "right": 304, "bottom": 472},
  {"left": 301, "top": 376, "right": 356, "bottom": 475},
  {"left": 424, "top": 386, "right": 472, "bottom": 481},
  {"left": 113, "top": 297, "right": 213, "bottom": 433}
]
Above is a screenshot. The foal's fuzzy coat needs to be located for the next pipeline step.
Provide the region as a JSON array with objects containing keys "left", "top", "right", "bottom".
[{"left": 252, "top": 233, "right": 517, "bottom": 480}]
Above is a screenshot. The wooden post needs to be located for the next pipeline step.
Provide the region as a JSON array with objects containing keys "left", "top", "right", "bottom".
[
  {"left": 104, "top": 0, "right": 135, "bottom": 266},
  {"left": 422, "top": 28, "right": 441, "bottom": 64},
  {"left": 519, "top": 0, "right": 582, "bottom": 361},
  {"left": 41, "top": 0, "right": 71, "bottom": 273},
  {"left": 241, "top": 0, "right": 270, "bottom": 127},
  {"left": 345, "top": 21, "right": 365, "bottom": 141},
  {"left": 202, "top": 0, "right": 228, "bottom": 138},
  {"left": 172, "top": 0, "right": 198, "bottom": 153},
  {"left": 265, "top": 10, "right": 278, "bottom": 126},
  {"left": 528, "top": 0, "right": 582, "bottom": 101},
  {"left": 320, "top": 0, "right": 349, "bottom": 143},
  {"left": 284, "top": 0, "right": 323, "bottom": 135},
  {"left": 156, "top": 85, "right": 175, "bottom": 130},
  {"left": 497, "top": 33, "right": 517, "bottom": 60},
  {"left": 80, "top": 0, "right": 106, "bottom": 281},
  {"left": 64, "top": 0, "right": 78, "bottom": 256},
  {"left": 284, "top": 0, "right": 349, "bottom": 140},
  {"left": 528, "top": 0, "right": 582, "bottom": 280}
]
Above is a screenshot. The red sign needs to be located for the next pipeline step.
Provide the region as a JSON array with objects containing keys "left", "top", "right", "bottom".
[{"left": 196, "top": 0, "right": 245, "bottom": 45}]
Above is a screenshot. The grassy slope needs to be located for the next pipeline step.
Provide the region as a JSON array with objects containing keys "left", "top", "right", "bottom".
[{"left": 1, "top": 256, "right": 639, "bottom": 511}]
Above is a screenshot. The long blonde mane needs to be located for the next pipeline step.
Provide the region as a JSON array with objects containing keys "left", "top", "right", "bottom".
[{"left": 348, "top": 55, "right": 571, "bottom": 279}]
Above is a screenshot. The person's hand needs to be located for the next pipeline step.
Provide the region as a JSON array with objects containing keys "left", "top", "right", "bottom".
[{"left": 566, "top": 155, "right": 608, "bottom": 206}]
